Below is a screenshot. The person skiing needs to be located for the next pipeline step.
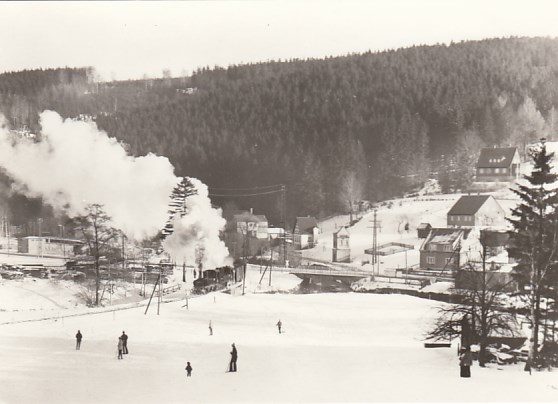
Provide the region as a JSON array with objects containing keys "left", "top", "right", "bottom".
[
  {"left": 121, "top": 331, "right": 128, "bottom": 354},
  {"left": 459, "top": 347, "right": 472, "bottom": 378},
  {"left": 209, "top": 320, "right": 213, "bottom": 336},
  {"left": 229, "top": 343, "right": 238, "bottom": 372},
  {"left": 276, "top": 320, "right": 282, "bottom": 334},
  {"left": 117, "top": 337, "right": 124, "bottom": 360},
  {"left": 185, "top": 362, "right": 193, "bottom": 377},
  {"left": 75, "top": 330, "right": 82, "bottom": 350}
]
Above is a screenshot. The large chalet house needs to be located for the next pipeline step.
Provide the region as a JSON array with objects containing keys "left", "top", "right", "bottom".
[
  {"left": 293, "top": 216, "right": 319, "bottom": 250},
  {"left": 447, "top": 195, "right": 506, "bottom": 227},
  {"left": 476, "top": 147, "right": 520, "bottom": 182}
]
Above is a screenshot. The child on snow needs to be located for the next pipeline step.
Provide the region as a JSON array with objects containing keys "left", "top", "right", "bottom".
[{"left": 185, "top": 362, "right": 193, "bottom": 377}]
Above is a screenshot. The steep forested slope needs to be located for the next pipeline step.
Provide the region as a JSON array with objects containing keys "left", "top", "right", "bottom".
[{"left": 2, "top": 37, "right": 558, "bottom": 226}]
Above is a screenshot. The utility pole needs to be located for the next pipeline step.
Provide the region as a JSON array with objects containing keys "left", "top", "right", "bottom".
[
  {"left": 242, "top": 230, "right": 248, "bottom": 295},
  {"left": 281, "top": 185, "right": 287, "bottom": 266},
  {"left": 157, "top": 265, "right": 162, "bottom": 315},
  {"left": 369, "top": 210, "right": 381, "bottom": 275}
]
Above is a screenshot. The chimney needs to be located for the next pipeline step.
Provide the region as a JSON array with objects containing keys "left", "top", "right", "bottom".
[{"left": 250, "top": 208, "right": 253, "bottom": 214}]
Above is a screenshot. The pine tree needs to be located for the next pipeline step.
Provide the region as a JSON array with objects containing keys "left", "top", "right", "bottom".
[
  {"left": 508, "top": 139, "right": 558, "bottom": 370},
  {"left": 161, "top": 177, "right": 197, "bottom": 238}
]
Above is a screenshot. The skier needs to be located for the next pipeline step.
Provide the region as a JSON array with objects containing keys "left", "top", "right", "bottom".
[
  {"left": 276, "top": 319, "right": 282, "bottom": 334},
  {"left": 459, "top": 347, "right": 472, "bottom": 378},
  {"left": 185, "top": 362, "right": 193, "bottom": 377},
  {"left": 229, "top": 343, "right": 238, "bottom": 372},
  {"left": 75, "top": 330, "right": 82, "bottom": 350},
  {"left": 117, "top": 337, "right": 124, "bottom": 360},
  {"left": 209, "top": 320, "right": 213, "bottom": 336},
  {"left": 121, "top": 331, "right": 128, "bottom": 354}
]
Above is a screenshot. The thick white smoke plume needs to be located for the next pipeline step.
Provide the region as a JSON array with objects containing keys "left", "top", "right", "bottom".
[
  {"left": 162, "top": 178, "right": 230, "bottom": 269},
  {"left": 0, "top": 111, "right": 229, "bottom": 267}
]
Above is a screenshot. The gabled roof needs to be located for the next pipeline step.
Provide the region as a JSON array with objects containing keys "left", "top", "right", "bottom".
[
  {"left": 422, "top": 228, "right": 471, "bottom": 249},
  {"left": 447, "top": 195, "right": 491, "bottom": 216},
  {"left": 477, "top": 147, "right": 518, "bottom": 168},
  {"left": 295, "top": 217, "right": 318, "bottom": 233},
  {"left": 233, "top": 211, "right": 268, "bottom": 223},
  {"left": 334, "top": 226, "right": 350, "bottom": 236},
  {"left": 426, "top": 228, "right": 471, "bottom": 244}
]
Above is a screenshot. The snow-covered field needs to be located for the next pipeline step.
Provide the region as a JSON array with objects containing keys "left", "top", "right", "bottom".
[{"left": 0, "top": 266, "right": 557, "bottom": 403}]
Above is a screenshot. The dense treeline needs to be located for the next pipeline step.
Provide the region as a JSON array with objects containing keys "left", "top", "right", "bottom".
[{"left": 2, "top": 37, "right": 558, "bottom": 227}]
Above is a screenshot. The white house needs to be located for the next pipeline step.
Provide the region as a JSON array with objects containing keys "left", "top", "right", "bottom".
[
  {"left": 18, "top": 236, "right": 82, "bottom": 257},
  {"left": 447, "top": 195, "right": 506, "bottom": 228}
]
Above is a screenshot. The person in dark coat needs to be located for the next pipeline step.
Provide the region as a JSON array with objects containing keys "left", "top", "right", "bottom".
[
  {"left": 209, "top": 321, "right": 213, "bottom": 336},
  {"left": 229, "top": 343, "right": 238, "bottom": 372},
  {"left": 117, "top": 337, "right": 124, "bottom": 360},
  {"left": 185, "top": 361, "right": 193, "bottom": 377},
  {"left": 75, "top": 330, "right": 82, "bottom": 350},
  {"left": 276, "top": 320, "right": 282, "bottom": 334},
  {"left": 121, "top": 331, "right": 128, "bottom": 354},
  {"left": 459, "top": 347, "right": 472, "bottom": 378}
]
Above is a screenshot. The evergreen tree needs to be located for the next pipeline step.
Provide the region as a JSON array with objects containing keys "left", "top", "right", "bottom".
[
  {"left": 508, "top": 139, "right": 558, "bottom": 370},
  {"left": 162, "top": 177, "right": 197, "bottom": 238}
]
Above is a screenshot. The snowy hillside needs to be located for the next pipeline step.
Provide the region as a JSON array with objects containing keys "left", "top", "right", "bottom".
[{"left": 0, "top": 264, "right": 557, "bottom": 403}]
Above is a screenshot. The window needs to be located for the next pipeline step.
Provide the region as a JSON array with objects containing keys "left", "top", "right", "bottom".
[
  {"left": 494, "top": 168, "right": 500, "bottom": 174},
  {"left": 444, "top": 245, "right": 452, "bottom": 252},
  {"left": 429, "top": 244, "right": 437, "bottom": 251},
  {"left": 445, "top": 257, "right": 454, "bottom": 265},
  {"left": 427, "top": 256, "right": 435, "bottom": 265},
  {"left": 479, "top": 168, "right": 485, "bottom": 174},
  {"left": 502, "top": 167, "right": 507, "bottom": 174}
]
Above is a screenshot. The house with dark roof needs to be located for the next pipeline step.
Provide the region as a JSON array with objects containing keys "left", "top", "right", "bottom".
[
  {"left": 447, "top": 195, "right": 506, "bottom": 227},
  {"left": 417, "top": 223, "right": 432, "bottom": 239},
  {"left": 293, "top": 217, "right": 319, "bottom": 250},
  {"left": 476, "top": 147, "right": 520, "bottom": 182},
  {"left": 419, "top": 228, "right": 476, "bottom": 272}
]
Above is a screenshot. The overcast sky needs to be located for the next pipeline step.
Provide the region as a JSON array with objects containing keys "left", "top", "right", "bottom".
[{"left": 2, "top": 0, "right": 558, "bottom": 81}]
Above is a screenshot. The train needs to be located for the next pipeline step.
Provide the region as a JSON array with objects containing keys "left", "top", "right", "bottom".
[{"left": 193, "top": 265, "right": 242, "bottom": 294}]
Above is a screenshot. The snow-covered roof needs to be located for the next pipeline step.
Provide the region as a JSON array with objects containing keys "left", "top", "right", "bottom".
[
  {"left": 232, "top": 212, "right": 268, "bottom": 223},
  {"left": 426, "top": 228, "right": 471, "bottom": 245}
]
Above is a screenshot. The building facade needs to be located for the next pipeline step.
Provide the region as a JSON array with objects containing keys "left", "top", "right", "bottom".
[
  {"left": 447, "top": 195, "right": 506, "bottom": 227},
  {"left": 332, "top": 227, "right": 350, "bottom": 263},
  {"left": 293, "top": 217, "right": 319, "bottom": 250},
  {"left": 18, "top": 236, "right": 80, "bottom": 257},
  {"left": 476, "top": 147, "right": 520, "bottom": 182}
]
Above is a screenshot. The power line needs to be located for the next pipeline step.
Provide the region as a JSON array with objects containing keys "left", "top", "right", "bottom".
[
  {"left": 209, "top": 184, "right": 283, "bottom": 192},
  {"left": 209, "top": 189, "right": 284, "bottom": 197}
]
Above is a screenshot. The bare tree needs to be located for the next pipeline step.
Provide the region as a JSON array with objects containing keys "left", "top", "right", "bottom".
[
  {"left": 427, "top": 250, "right": 516, "bottom": 367},
  {"left": 72, "top": 204, "right": 119, "bottom": 306},
  {"left": 339, "top": 171, "right": 364, "bottom": 224}
]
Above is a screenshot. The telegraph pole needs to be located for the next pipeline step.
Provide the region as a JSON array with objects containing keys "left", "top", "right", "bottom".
[
  {"left": 281, "top": 185, "right": 287, "bottom": 266},
  {"left": 369, "top": 210, "right": 382, "bottom": 275}
]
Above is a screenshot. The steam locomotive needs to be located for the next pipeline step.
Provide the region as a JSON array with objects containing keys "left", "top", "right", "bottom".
[{"left": 192, "top": 265, "right": 242, "bottom": 294}]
